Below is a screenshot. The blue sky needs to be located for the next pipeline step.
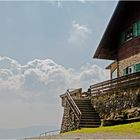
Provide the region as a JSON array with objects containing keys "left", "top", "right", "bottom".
[
  {"left": 0, "top": 1, "right": 118, "bottom": 138},
  {"left": 0, "top": 1, "right": 117, "bottom": 68}
]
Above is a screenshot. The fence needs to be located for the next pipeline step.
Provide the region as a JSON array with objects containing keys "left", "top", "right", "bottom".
[
  {"left": 39, "top": 129, "right": 60, "bottom": 137},
  {"left": 90, "top": 72, "right": 140, "bottom": 95}
]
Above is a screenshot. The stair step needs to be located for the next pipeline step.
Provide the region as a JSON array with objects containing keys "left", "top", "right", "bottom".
[
  {"left": 80, "top": 122, "right": 101, "bottom": 125},
  {"left": 75, "top": 100, "right": 90, "bottom": 102},
  {"left": 79, "top": 108, "right": 95, "bottom": 110},
  {"left": 74, "top": 101, "right": 90, "bottom": 103},
  {"left": 80, "top": 110, "right": 96, "bottom": 112},
  {"left": 73, "top": 99, "right": 101, "bottom": 129},
  {"left": 82, "top": 115, "right": 99, "bottom": 118},
  {"left": 79, "top": 124, "right": 100, "bottom": 128},
  {"left": 75, "top": 102, "right": 91, "bottom": 104},
  {"left": 80, "top": 121, "right": 101, "bottom": 124},
  {"left": 82, "top": 112, "right": 99, "bottom": 115},
  {"left": 76, "top": 104, "right": 92, "bottom": 107},
  {"left": 81, "top": 111, "right": 99, "bottom": 114},
  {"left": 78, "top": 107, "right": 94, "bottom": 109},
  {"left": 75, "top": 100, "right": 91, "bottom": 102},
  {"left": 76, "top": 103, "right": 92, "bottom": 105},
  {"left": 74, "top": 99, "right": 90, "bottom": 101},
  {"left": 81, "top": 116, "right": 100, "bottom": 118},
  {"left": 80, "top": 107, "right": 94, "bottom": 109},
  {"left": 82, "top": 113, "right": 99, "bottom": 115},
  {"left": 82, "top": 114, "right": 99, "bottom": 116},
  {"left": 81, "top": 117, "right": 100, "bottom": 120},
  {"left": 81, "top": 119, "right": 101, "bottom": 122},
  {"left": 77, "top": 104, "right": 92, "bottom": 106},
  {"left": 80, "top": 110, "right": 96, "bottom": 113},
  {"left": 82, "top": 113, "right": 98, "bottom": 116},
  {"left": 78, "top": 105, "right": 92, "bottom": 107},
  {"left": 80, "top": 109, "right": 95, "bottom": 111},
  {"left": 78, "top": 106, "right": 93, "bottom": 109},
  {"left": 82, "top": 117, "right": 100, "bottom": 119}
]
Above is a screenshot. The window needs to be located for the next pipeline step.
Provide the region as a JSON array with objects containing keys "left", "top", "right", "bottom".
[
  {"left": 133, "top": 22, "right": 137, "bottom": 37},
  {"left": 123, "top": 66, "right": 133, "bottom": 75},
  {"left": 128, "top": 66, "right": 133, "bottom": 74},
  {"left": 120, "top": 20, "right": 140, "bottom": 44},
  {"left": 126, "top": 27, "right": 133, "bottom": 41},
  {"left": 120, "top": 27, "right": 133, "bottom": 43},
  {"left": 134, "top": 63, "right": 140, "bottom": 72},
  {"left": 137, "top": 21, "right": 140, "bottom": 35},
  {"left": 123, "top": 63, "right": 140, "bottom": 76},
  {"left": 112, "top": 68, "right": 117, "bottom": 79},
  {"left": 123, "top": 67, "right": 128, "bottom": 75}
]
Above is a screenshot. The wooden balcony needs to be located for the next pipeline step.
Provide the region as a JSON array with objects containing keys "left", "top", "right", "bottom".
[{"left": 90, "top": 72, "right": 140, "bottom": 96}]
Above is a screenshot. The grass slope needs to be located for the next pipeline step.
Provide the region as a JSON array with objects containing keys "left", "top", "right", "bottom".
[{"left": 67, "top": 122, "right": 140, "bottom": 135}]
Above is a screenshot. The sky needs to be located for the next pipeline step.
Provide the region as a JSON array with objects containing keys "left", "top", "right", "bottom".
[{"left": 0, "top": 0, "right": 118, "bottom": 137}]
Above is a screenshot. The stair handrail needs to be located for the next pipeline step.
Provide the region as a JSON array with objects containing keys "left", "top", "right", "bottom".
[{"left": 66, "top": 90, "right": 82, "bottom": 122}]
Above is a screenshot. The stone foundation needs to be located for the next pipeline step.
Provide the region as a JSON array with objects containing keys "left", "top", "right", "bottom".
[
  {"left": 61, "top": 87, "right": 140, "bottom": 132},
  {"left": 119, "top": 53, "right": 140, "bottom": 76},
  {"left": 60, "top": 105, "right": 79, "bottom": 133},
  {"left": 91, "top": 87, "right": 140, "bottom": 120}
]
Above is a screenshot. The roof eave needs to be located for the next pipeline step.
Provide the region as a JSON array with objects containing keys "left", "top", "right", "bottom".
[{"left": 93, "top": 1, "right": 124, "bottom": 60}]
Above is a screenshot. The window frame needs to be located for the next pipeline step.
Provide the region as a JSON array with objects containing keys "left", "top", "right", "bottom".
[{"left": 120, "top": 19, "right": 140, "bottom": 44}]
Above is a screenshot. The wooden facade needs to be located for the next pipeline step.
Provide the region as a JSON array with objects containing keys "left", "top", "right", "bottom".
[
  {"left": 94, "top": 1, "right": 140, "bottom": 79},
  {"left": 118, "top": 36, "right": 140, "bottom": 61}
]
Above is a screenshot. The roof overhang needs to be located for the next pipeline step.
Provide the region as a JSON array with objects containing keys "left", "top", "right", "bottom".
[{"left": 93, "top": 1, "right": 126, "bottom": 60}]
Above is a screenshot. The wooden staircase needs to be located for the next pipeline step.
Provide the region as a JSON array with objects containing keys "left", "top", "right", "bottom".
[{"left": 74, "top": 99, "right": 101, "bottom": 128}]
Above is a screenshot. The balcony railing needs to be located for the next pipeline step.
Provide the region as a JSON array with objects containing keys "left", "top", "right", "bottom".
[{"left": 90, "top": 72, "right": 140, "bottom": 95}]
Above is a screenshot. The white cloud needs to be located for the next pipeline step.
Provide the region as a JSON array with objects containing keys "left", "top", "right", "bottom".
[
  {"left": 48, "top": 0, "right": 63, "bottom": 8},
  {"left": 0, "top": 56, "right": 109, "bottom": 128},
  {"left": 78, "top": 0, "right": 85, "bottom": 3},
  {"left": 0, "top": 56, "right": 21, "bottom": 75},
  {"left": 57, "top": 1, "right": 62, "bottom": 8},
  {"left": 68, "top": 21, "right": 92, "bottom": 46}
]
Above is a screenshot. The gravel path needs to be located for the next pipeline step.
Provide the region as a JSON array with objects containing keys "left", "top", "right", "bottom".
[{"left": 28, "top": 132, "right": 140, "bottom": 139}]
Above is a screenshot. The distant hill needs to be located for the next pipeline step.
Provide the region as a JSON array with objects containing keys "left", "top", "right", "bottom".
[{"left": 0, "top": 125, "right": 59, "bottom": 139}]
